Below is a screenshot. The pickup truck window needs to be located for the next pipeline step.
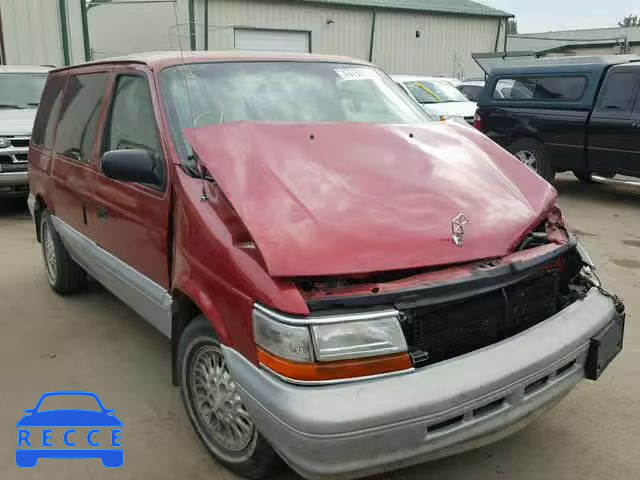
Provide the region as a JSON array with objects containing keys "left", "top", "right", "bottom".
[
  {"left": 597, "top": 72, "right": 639, "bottom": 112},
  {"left": 55, "top": 73, "right": 109, "bottom": 164},
  {"left": 493, "top": 76, "right": 587, "bottom": 102}
]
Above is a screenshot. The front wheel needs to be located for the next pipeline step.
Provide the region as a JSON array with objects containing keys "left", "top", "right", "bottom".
[
  {"left": 507, "top": 139, "right": 555, "bottom": 182},
  {"left": 178, "top": 316, "right": 282, "bottom": 479}
]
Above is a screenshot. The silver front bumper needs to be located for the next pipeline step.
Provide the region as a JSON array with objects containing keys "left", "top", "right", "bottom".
[
  {"left": 0, "top": 139, "right": 29, "bottom": 194},
  {"left": 225, "top": 289, "right": 617, "bottom": 480},
  {"left": 0, "top": 171, "right": 28, "bottom": 186},
  {"left": 0, "top": 171, "right": 28, "bottom": 196}
]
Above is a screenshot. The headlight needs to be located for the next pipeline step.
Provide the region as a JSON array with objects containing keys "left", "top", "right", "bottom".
[
  {"left": 311, "top": 316, "right": 407, "bottom": 361},
  {"left": 0, "top": 138, "right": 10, "bottom": 148},
  {"left": 252, "top": 304, "right": 412, "bottom": 384},
  {"left": 252, "top": 308, "right": 312, "bottom": 362}
]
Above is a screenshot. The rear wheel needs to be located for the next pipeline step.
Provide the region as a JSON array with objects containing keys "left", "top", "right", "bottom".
[
  {"left": 178, "top": 316, "right": 282, "bottom": 479},
  {"left": 40, "top": 211, "right": 87, "bottom": 295},
  {"left": 507, "top": 139, "right": 555, "bottom": 182}
]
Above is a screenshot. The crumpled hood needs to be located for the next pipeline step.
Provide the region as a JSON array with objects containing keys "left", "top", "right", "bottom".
[
  {"left": 0, "top": 108, "right": 36, "bottom": 136},
  {"left": 185, "top": 122, "right": 556, "bottom": 277},
  {"left": 422, "top": 101, "right": 477, "bottom": 118}
]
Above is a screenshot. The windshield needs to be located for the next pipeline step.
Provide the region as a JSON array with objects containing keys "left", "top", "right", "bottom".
[
  {"left": 161, "top": 61, "right": 428, "bottom": 163},
  {"left": 404, "top": 80, "right": 469, "bottom": 104},
  {"left": 0, "top": 73, "right": 47, "bottom": 109}
]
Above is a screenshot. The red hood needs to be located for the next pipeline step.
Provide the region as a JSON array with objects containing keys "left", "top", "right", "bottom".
[{"left": 185, "top": 122, "right": 556, "bottom": 277}]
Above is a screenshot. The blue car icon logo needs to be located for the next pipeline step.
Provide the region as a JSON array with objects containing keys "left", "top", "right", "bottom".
[{"left": 16, "top": 391, "right": 123, "bottom": 468}]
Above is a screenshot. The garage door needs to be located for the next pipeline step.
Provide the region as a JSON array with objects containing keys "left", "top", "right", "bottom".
[{"left": 234, "top": 29, "right": 310, "bottom": 53}]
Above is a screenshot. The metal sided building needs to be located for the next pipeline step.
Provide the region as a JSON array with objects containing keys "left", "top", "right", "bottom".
[
  {"left": 0, "top": 0, "right": 511, "bottom": 79},
  {"left": 507, "top": 27, "right": 640, "bottom": 58}
]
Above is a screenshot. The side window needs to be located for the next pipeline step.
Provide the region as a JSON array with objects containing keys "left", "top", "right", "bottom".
[
  {"left": 460, "top": 86, "right": 480, "bottom": 102},
  {"left": 103, "top": 75, "right": 164, "bottom": 187},
  {"left": 55, "top": 73, "right": 108, "bottom": 163},
  {"left": 32, "top": 76, "right": 66, "bottom": 148},
  {"left": 598, "top": 72, "right": 639, "bottom": 112},
  {"left": 493, "top": 76, "right": 587, "bottom": 102}
]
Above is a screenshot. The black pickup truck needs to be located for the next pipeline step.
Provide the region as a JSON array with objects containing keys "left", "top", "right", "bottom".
[{"left": 474, "top": 55, "right": 640, "bottom": 182}]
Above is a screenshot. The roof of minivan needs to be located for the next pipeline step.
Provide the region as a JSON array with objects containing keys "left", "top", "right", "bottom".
[
  {"left": 0, "top": 65, "right": 53, "bottom": 73},
  {"left": 51, "top": 51, "right": 372, "bottom": 73}
]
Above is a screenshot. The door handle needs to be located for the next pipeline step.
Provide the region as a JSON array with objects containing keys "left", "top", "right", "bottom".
[{"left": 97, "top": 206, "right": 108, "bottom": 222}]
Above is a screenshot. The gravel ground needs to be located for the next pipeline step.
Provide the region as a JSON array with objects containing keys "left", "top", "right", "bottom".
[{"left": 0, "top": 173, "right": 638, "bottom": 480}]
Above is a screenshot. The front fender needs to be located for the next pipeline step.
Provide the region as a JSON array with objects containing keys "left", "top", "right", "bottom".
[{"left": 171, "top": 272, "right": 232, "bottom": 346}]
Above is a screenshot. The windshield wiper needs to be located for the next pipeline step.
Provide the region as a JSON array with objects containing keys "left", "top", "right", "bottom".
[
  {"left": 26, "top": 103, "right": 40, "bottom": 108},
  {"left": 0, "top": 104, "right": 22, "bottom": 109}
]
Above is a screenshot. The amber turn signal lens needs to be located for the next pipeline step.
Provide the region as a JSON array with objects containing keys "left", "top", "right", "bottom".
[{"left": 257, "top": 347, "right": 412, "bottom": 382}]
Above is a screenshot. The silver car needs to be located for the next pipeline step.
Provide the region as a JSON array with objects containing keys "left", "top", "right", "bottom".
[{"left": 393, "top": 75, "right": 477, "bottom": 124}]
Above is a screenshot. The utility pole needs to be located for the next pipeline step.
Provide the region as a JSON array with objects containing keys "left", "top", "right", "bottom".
[
  {"left": 80, "top": 0, "right": 91, "bottom": 61},
  {"left": 0, "top": 3, "right": 7, "bottom": 64},
  {"left": 188, "top": 0, "right": 196, "bottom": 50}
]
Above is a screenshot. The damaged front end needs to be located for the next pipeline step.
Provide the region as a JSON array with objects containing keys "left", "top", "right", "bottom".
[{"left": 293, "top": 212, "right": 623, "bottom": 371}]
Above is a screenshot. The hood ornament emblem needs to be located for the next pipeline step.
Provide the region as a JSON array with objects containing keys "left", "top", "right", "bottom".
[{"left": 451, "top": 214, "right": 469, "bottom": 246}]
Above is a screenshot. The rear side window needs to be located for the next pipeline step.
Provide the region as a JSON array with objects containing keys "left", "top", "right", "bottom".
[
  {"left": 32, "top": 76, "right": 66, "bottom": 148},
  {"left": 459, "top": 85, "right": 481, "bottom": 102},
  {"left": 493, "top": 76, "right": 587, "bottom": 101},
  {"left": 55, "top": 73, "right": 109, "bottom": 163},
  {"left": 598, "top": 72, "right": 639, "bottom": 112}
]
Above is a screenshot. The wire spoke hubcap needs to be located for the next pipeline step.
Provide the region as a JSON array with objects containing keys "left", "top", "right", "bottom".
[
  {"left": 190, "top": 345, "right": 254, "bottom": 452},
  {"left": 515, "top": 149, "right": 538, "bottom": 172},
  {"left": 42, "top": 223, "right": 57, "bottom": 284}
]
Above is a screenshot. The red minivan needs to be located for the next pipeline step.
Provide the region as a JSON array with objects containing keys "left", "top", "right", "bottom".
[{"left": 28, "top": 52, "right": 624, "bottom": 479}]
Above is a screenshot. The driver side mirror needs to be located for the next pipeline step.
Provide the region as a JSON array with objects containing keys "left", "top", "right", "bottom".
[{"left": 101, "top": 149, "right": 162, "bottom": 186}]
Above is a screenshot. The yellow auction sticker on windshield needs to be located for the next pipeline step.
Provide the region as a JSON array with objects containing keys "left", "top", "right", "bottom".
[{"left": 415, "top": 82, "right": 440, "bottom": 102}]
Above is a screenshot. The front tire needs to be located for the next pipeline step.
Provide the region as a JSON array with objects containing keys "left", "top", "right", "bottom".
[
  {"left": 178, "top": 316, "right": 282, "bottom": 479},
  {"left": 507, "top": 138, "right": 555, "bottom": 182},
  {"left": 40, "top": 211, "right": 87, "bottom": 295}
]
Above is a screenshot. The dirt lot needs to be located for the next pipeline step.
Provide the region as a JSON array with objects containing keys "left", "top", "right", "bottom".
[{"left": 0, "top": 174, "right": 638, "bottom": 480}]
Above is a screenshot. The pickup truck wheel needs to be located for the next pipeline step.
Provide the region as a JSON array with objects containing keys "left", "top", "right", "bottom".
[
  {"left": 40, "top": 211, "right": 87, "bottom": 295},
  {"left": 178, "top": 316, "right": 282, "bottom": 479},
  {"left": 508, "top": 139, "right": 554, "bottom": 182}
]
